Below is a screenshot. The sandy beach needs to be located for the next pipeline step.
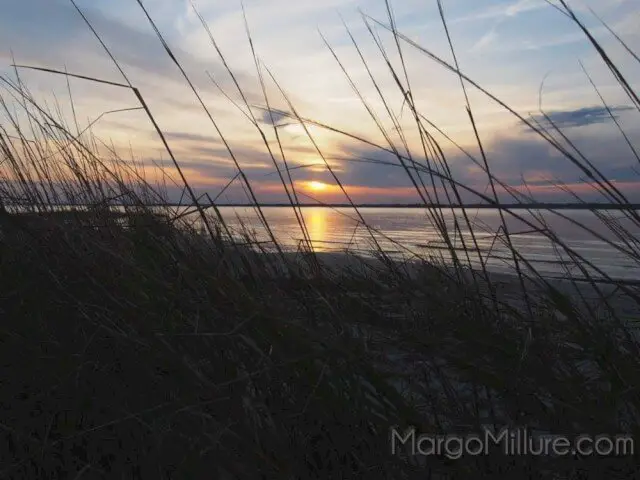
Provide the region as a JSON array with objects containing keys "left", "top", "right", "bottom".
[{"left": 250, "top": 249, "right": 640, "bottom": 322}]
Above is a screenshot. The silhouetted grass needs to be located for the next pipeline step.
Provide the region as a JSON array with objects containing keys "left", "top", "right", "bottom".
[{"left": 1, "top": 1, "right": 639, "bottom": 478}]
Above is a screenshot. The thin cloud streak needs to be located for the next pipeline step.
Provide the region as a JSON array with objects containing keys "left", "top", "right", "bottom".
[{"left": 528, "top": 106, "right": 634, "bottom": 129}]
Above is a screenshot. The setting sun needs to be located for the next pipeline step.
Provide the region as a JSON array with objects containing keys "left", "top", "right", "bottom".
[{"left": 308, "top": 181, "right": 328, "bottom": 192}]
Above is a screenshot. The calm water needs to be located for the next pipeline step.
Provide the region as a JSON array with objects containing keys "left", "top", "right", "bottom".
[{"left": 182, "top": 206, "right": 640, "bottom": 281}]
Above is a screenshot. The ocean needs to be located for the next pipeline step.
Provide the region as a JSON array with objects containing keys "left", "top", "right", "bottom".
[{"left": 181, "top": 206, "right": 640, "bottom": 282}]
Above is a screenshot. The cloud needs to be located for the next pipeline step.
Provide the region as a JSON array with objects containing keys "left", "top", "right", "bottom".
[
  {"left": 453, "top": 124, "right": 640, "bottom": 201},
  {"left": 466, "top": 0, "right": 548, "bottom": 54},
  {"left": 259, "top": 108, "right": 291, "bottom": 127},
  {"left": 527, "top": 106, "right": 634, "bottom": 129},
  {"left": 165, "top": 131, "right": 220, "bottom": 144},
  {"left": 471, "top": 29, "right": 499, "bottom": 53},
  {"left": 0, "top": 0, "right": 257, "bottom": 101},
  {"left": 332, "top": 145, "right": 421, "bottom": 189},
  {"left": 179, "top": 144, "right": 275, "bottom": 173},
  {"left": 452, "top": 0, "right": 545, "bottom": 24},
  {"left": 453, "top": 0, "right": 628, "bottom": 25},
  {"left": 326, "top": 117, "right": 640, "bottom": 203}
]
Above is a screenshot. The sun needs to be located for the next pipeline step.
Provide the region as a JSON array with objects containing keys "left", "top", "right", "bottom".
[{"left": 308, "top": 181, "right": 328, "bottom": 192}]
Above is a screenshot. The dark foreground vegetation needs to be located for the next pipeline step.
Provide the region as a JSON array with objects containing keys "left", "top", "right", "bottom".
[
  {"left": 1, "top": 206, "right": 638, "bottom": 479},
  {"left": 1, "top": 0, "right": 640, "bottom": 478}
]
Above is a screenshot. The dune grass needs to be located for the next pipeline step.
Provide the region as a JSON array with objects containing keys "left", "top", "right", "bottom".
[{"left": 1, "top": 0, "right": 640, "bottom": 478}]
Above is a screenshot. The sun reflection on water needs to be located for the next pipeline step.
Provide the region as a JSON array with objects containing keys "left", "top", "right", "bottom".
[{"left": 304, "top": 207, "right": 329, "bottom": 252}]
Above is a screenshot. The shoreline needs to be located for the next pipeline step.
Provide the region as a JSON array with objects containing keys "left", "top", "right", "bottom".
[
  {"left": 11, "top": 203, "right": 640, "bottom": 210},
  {"left": 277, "top": 249, "right": 637, "bottom": 286},
  {"left": 264, "top": 249, "right": 640, "bottom": 319}
]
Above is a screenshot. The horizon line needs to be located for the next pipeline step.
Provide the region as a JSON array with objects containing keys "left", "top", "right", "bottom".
[{"left": 10, "top": 202, "right": 640, "bottom": 210}]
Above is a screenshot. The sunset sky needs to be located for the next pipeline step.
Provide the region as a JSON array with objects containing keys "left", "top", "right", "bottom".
[{"left": 1, "top": 0, "right": 639, "bottom": 204}]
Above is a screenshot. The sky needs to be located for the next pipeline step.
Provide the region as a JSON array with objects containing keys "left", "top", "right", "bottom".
[{"left": 1, "top": 0, "right": 639, "bottom": 204}]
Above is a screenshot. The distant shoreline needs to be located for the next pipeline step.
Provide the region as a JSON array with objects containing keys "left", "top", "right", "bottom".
[
  {"left": 9, "top": 203, "right": 640, "bottom": 210},
  {"left": 194, "top": 203, "right": 640, "bottom": 210}
]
